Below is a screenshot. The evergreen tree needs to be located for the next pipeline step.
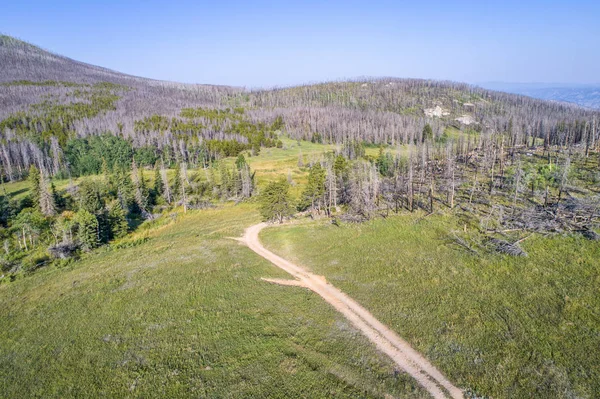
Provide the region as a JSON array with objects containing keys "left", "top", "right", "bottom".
[
  {"left": 78, "top": 181, "right": 104, "bottom": 214},
  {"left": 376, "top": 148, "right": 393, "bottom": 177},
  {"left": 153, "top": 161, "right": 163, "bottom": 197},
  {"left": 422, "top": 124, "right": 433, "bottom": 142},
  {"left": 219, "top": 162, "right": 231, "bottom": 198},
  {"left": 231, "top": 166, "right": 242, "bottom": 196},
  {"left": 51, "top": 181, "right": 64, "bottom": 210},
  {"left": 77, "top": 180, "right": 110, "bottom": 243},
  {"left": 299, "top": 163, "right": 326, "bottom": 212},
  {"left": 28, "top": 165, "right": 41, "bottom": 209},
  {"left": 131, "top": 159, "right": 149, "bottom": 213},
  {"left": 172, "top": 163, "right": 181, "bottom": 202},
  {"left": 259, "top": 178, "right": 294, "bottom": 223},
  {"left": 235, "top": 154, "right": 247, "bottom": 170},
  {"left": 0, "top": 191, "right": 14, "bottom": 227},
  {"left": 76, "top": 209, "right": 99, "bottom": 250},
  {"left": 114, "top": 168, "right": 134, "bottom": 211},
  {"left": 108, "top": 201, "right": 128, "bottom": 239}
]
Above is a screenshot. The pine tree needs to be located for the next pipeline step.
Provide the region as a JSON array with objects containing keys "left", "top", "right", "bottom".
[
  {"left": 235, "top": 154, "right": 247, "bottom": 170},
  {"left": 51, "top": 181, "right": 63, "bottom": 210},
  {"left": 153, "top": 161, "right": 163, "bottom": 198},
  {"left": 259, "top": 178, "right": 294, "bottom": 223},
  {"left": 78, "top": 181, "right": 104, "bottom": 214},
  {"left": 76, "top": 209, "right": 99, "bottom": 250},
  {"left": 28, "top": 165, "right": 41, "bottom": 209},
  {"left": 108, "top": 201, "right": 128, "bottom": 239},
  {"left": 101, "top": 157, "right": 114, "bottom": 195},
  {"left": 219, "top": 162, "right": 231, "bottom": 198},
  {"left": 300, "top": 162, "right": 326, "bottom": 212},
  {"left": 131, "top": 159, "right": 149, "bottom": 213},
  {"left": 422, "top": 124, "right": 433, "bottom": 142},
  {"left": 172, "top": 163, "right": 181, "bottom": 202}
]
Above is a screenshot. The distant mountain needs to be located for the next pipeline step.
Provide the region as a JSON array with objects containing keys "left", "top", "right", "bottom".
[
  {"left": 0, "top": 34, "right": 240, "bottom": 92},
  {"left": 1, "top": 34, "right": 599, "bottom": 181},
  {"left": 479, "top": 82, "right": 600, "bottom": 109},
  {"left": 0, "top": 34, "right": 150, "bottom": 85}
]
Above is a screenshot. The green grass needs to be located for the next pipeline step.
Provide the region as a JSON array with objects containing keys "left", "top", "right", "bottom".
[
  {"left": 261, "top": 214, "right": 600, "bottom": 398},
  {"left": 1, "top": 137, "right": 401, "bottom": 202},
  {"left": 0, "top": 138, "right": 333, "bottom": 201},
  {"left": 245, "top": 138, "right": 335, "bottom": 196},
  {"left": 0, "top": 204, "right": 428, "bottom": 398}
]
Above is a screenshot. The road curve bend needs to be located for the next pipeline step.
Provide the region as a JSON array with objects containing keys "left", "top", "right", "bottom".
[{"left": 242, "top": 222, "right": 463, "bottom": 399}]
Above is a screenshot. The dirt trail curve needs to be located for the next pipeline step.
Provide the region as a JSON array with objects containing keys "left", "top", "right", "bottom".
[{"left": 240, "top": 223, "right": 463, "bottom": 399}]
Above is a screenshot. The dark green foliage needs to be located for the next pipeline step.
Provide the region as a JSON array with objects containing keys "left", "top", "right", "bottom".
[
  {"left": 1, "top": 80, "right": 87, "bottom": 88},
  {"left": 376, "top": 148, "right": 394, "bottom": 177},
  {"left": 0, "top": 193, "right": 14, "bottom": 227},
  {"left": 28, "top": 166, "right": 41, "bottom": 209},
  {"left": 271, "top": 115, "right": 284, "bottom": 131},
  {"left": 107, "top": 201, "right": 128, "bottom": 239},
  {"left": 218, "top": 162, "right": 232, "bottom": 198},
  {"left": 77, "top": 181, "right": 104, "bottom": 214},
  {"left": 153, "top": 162, "right": 163, "bottom": 199},
  {"left": 113, "top": 169, "right": 135, "bottom": 210},
  {"left": 171, "top": 164, "right": 182, "bottom": 202},
  {"left": 134, "top": 146, "right": 158, "bottom": 167},
  {"left": 50, "top": 182, "right": 64, "bottom": 211},
  {"left": 206, "top": 139, "right": 247, "bottom": 158},
  {"left": 65, "top": 135, "right": 134, "bottom": 176},
  {"left": 12, "top": 208, "right": 49, "bottom": 249},
  {"left": 422, "top": 123, "right": 433, "bottom": 142},
  {"left": 259, "top": 178, "right": 294, "bottom": 223},
  {"left": 180, "top": 107, "right": 244, "bottom": 121},
  {"left": 333, "top": 154, "right": 349, "bottom": 175},
  {"left": 235, "top": 154, "right": 247, "bottom": 170},
  {"left": 0, "top": 84, "right": 124, "bottom": 146},
  {"left": 75, "top": 209, "right": 99, "bottom": 250},
  {"left": 299, "top": 163, "right": 326, "bottom": 212}
]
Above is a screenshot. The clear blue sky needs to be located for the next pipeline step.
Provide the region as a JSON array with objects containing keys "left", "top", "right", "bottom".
[{"left": 2, "top": 0, "right": 599, "bottom": 87}]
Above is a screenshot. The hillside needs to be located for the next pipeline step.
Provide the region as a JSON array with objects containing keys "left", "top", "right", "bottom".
[
  {"left": 1, "top": 34, "right": 599, "bottom": 182},
  {"left": 1, "top": 35, "right": 600, "bottom": 399}
]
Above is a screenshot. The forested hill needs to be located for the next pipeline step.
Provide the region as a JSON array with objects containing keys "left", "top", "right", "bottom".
[{"left": 1, "top": 34, "right": 599, "bottom": 181}]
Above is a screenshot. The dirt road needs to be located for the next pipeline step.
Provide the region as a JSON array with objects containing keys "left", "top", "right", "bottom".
[{"left": 241, "top": 223, "right": 463, "bottom": 399}]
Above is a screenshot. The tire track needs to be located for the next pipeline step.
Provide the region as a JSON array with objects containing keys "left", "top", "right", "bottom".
[{"left": 241, "top": 223, "right": 463, "bottom": 399}]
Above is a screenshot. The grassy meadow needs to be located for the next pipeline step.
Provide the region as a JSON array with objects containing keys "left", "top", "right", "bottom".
[
  {"left": 0, "top": 204, "right": 429, "bottom": 398},
  {"left": 261, "top": 214, "right": 600, "bottom": 398},
  {"left": 2, "top": 137, "right": 598, "bottom": 398},
  {"left": 0, "top": 137, "right": 386, "bottom": 201}
]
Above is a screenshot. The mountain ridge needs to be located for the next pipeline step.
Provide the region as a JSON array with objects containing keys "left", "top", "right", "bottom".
[
  {"left": 479, "top": 81, "right": 600, "bottom": 109},
  {"left": 1, "top": 34, "right": 599, "bottom": 182}
]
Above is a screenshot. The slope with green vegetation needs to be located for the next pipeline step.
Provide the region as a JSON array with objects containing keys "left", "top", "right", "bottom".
[
  {"left": 2, "top": 33, "right": 600, "bottom": 399},
  {"left": 260, "top": 214, "right": 600, "bottom": 398},
  {"left": 0, "top": 205, "right": 429, "bottom": 398}
]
